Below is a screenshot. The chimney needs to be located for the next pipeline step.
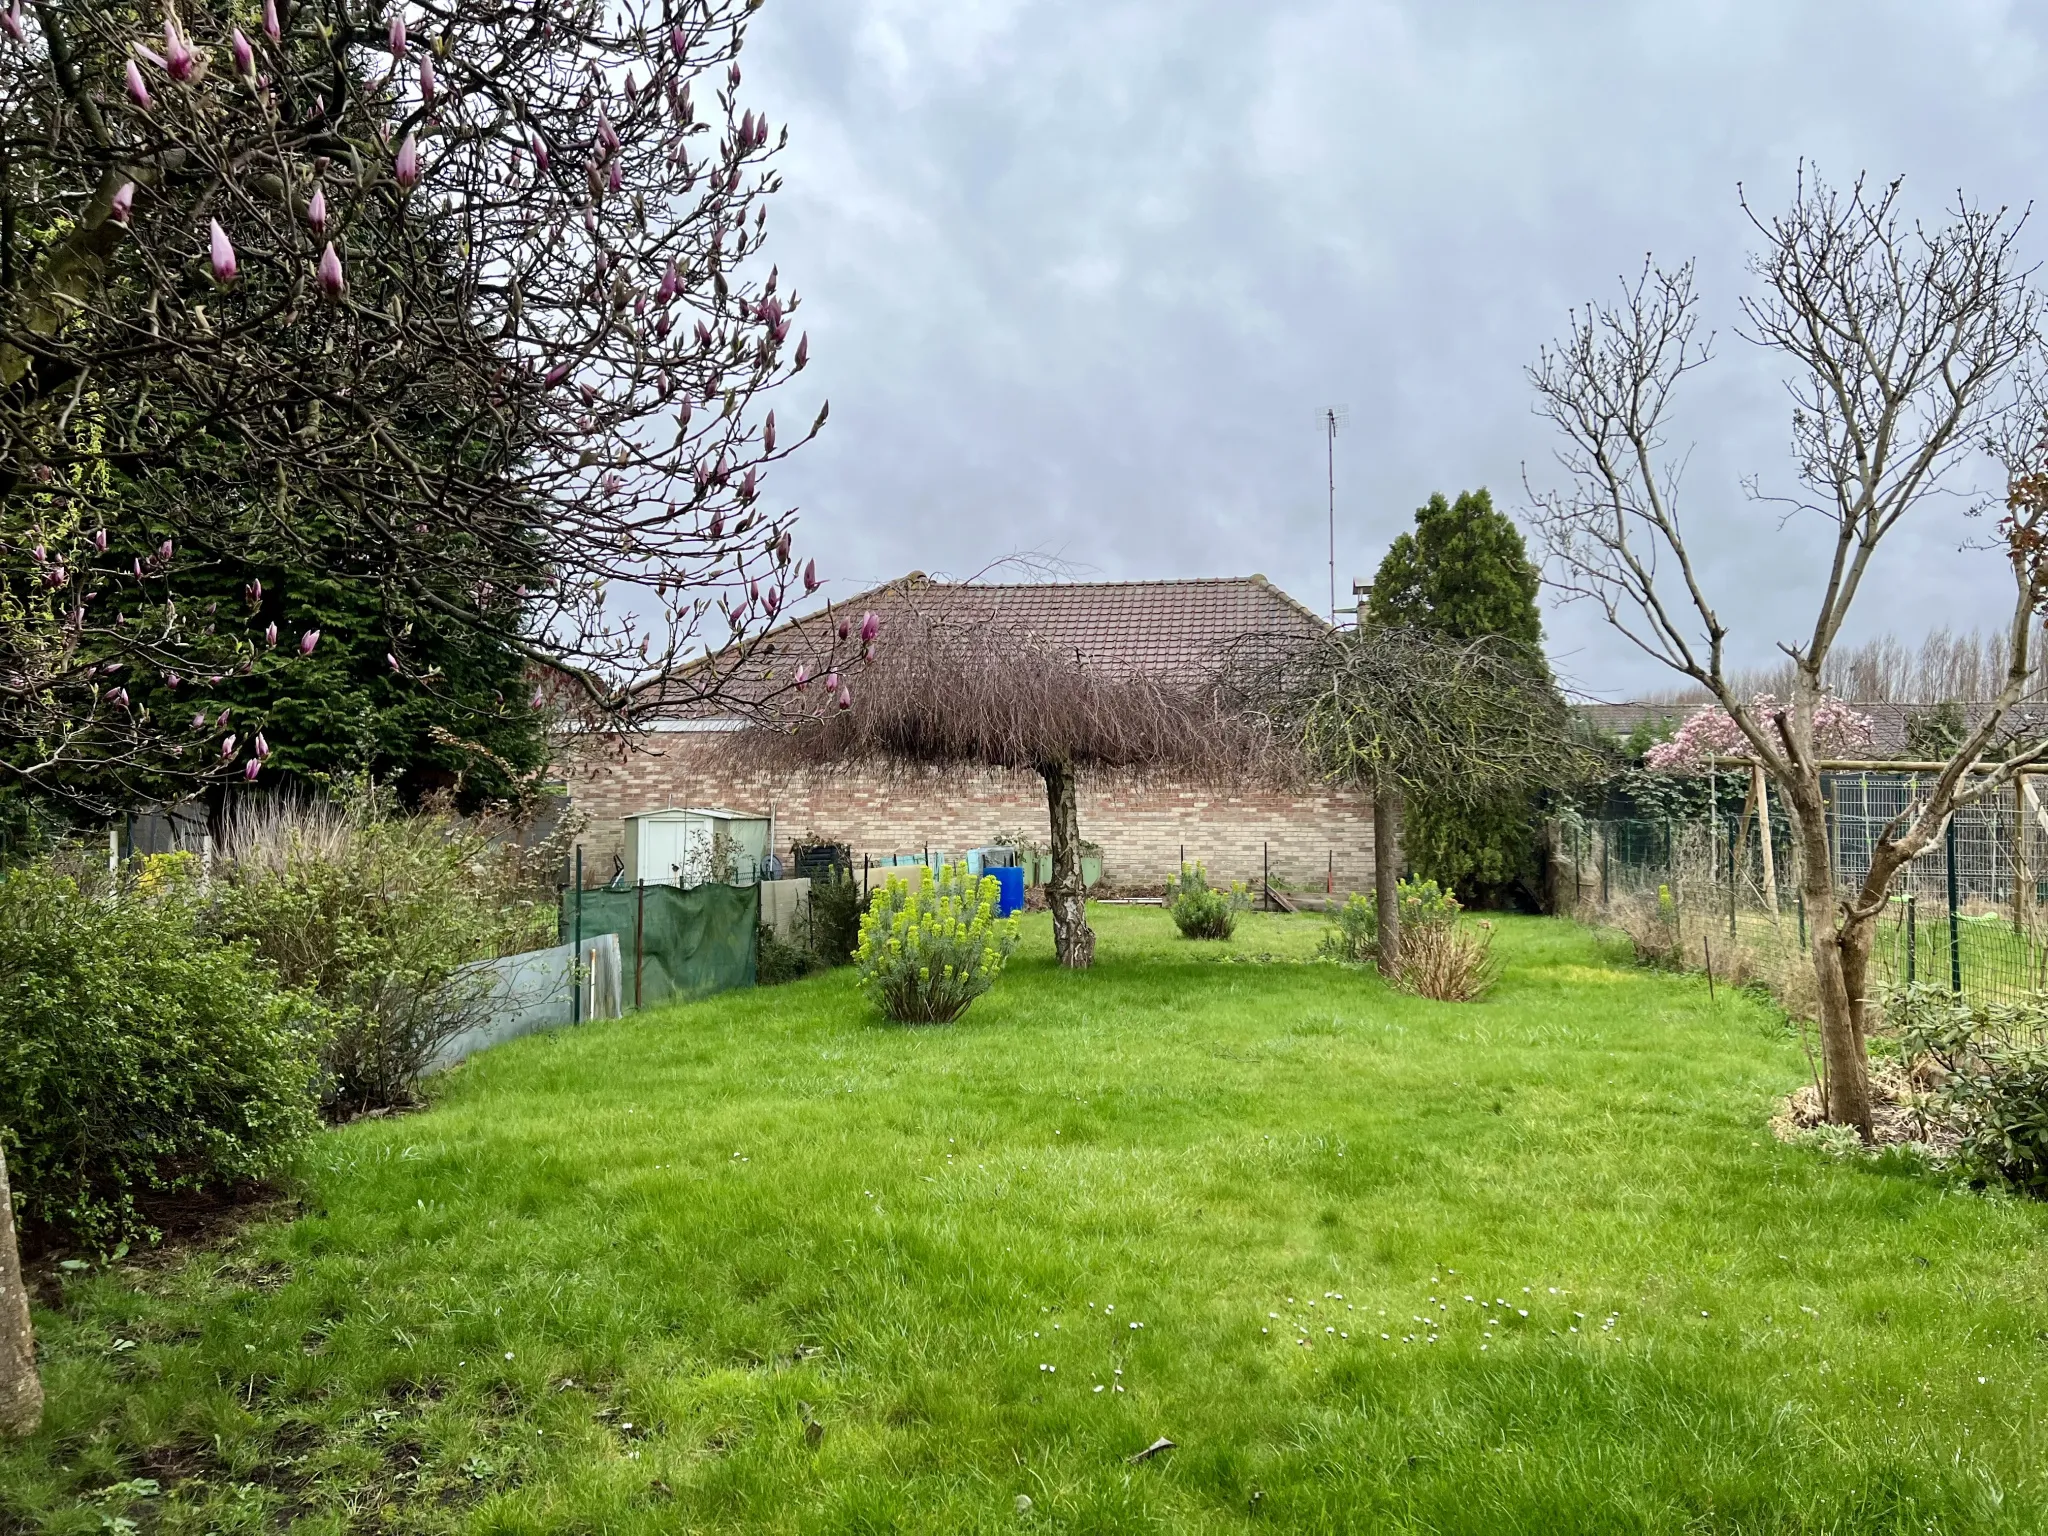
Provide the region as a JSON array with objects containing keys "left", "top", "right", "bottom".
[{"left": 1351, "top": 578, "right": 1373, "bottom": 630}]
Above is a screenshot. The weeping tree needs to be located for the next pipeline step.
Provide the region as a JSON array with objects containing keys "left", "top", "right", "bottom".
[
  {"left": 741, "top": 602, "right": 1272, "bottom": 970},
  {"left": 1230, "top": 624, "right": 1592, "bottom": 971},
  {"left": 1528, "top": 171, "right": 2045, "bottom": 1139}
]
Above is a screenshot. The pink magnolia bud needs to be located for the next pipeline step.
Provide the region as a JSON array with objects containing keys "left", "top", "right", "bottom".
[
  {"left": 530, "top": 134, "right": 549, "bottom": 173},
  {"left": 254, "top": 732, "right": 270, "bottom": 757},
  {"left": 133, "top": 558, "right": 145, "bottom": 579},
  {"left": 221, "top": 734, "right": 238, "bottom": 759},
  {"left": 544, "top": 361, "right": 572, "bottom": 387},
  {"left": 208, "top": 220, "right": 237, "bottom": 284},
  {"left": 246, "top": 578, "right": 262, "bottom": 605},
  {"left": 860, "top": 610, "right": 880, "bottom": 643},
  {"left": 264, "top": 622, "right": 278, "bottom": 647},
  {"left": 110, "top": 182, "right": 135, "bottom": 224},
  {"left": 728, "top": 62, "right": 741, "bottom": 88},
  {"left": 394, "top": 135, "right": 420, "bottom": 189},
  {"left": 418, "top": 52, "right": 435, "bottom": 104},
  {"left": 529, "top": 686, "right": 544, "bottom": 708},
  {"left": 231, "top": 26, "right": 254, "bottom": 76},
  {"left": 0, "top": 5, "right": 22, "bottom": 43},
  {"left": 389, "top": 653, "right": 401, "bottom": 671},
  {"left": 93, "top": 528, "right": 108, "bottom": 553},
  {"left": 215, "top": 708, "right": 231, "bottom": 728},
  {"left": 245, "top": 758, "right": 263, "bottom": 782},
  {"left": 863, "top": 642, "right": 876, "bottom": 662},
  {"left": 776, "top": 531, "right": 792, "bottom": 565},
  {"left": 803, "top": 559, "right": 817, "bottom": 593},
  {"left": 836, "top": 686, "right": 852, "bottom": 711},
  {"left": 670, "top": 24, "right": 686, "bottom": 58},
  {"left": 740, "top": 467, "right": 758, "bottom": 502},
  {"left": 763, "top": 412, "right": 777, "bottom": 454},
  {"left": 388, "top": 11, "right": 407, "bottom": 57},
  {"left": 125, "top": 60, "right": 151, "bottom": 108},
  {"left": 163, "top": 18, "right": 194, "bottom": 80},
  {"left": 317, "top": 241, "right": 345, "bottom": 298},
  {"left": 597, "top": 112, "right": 621, "bottom": 153},
  {"left": 108, "top": 687, "right": 129, "bottom": 707},
  {"left": 795, "top": 332, "right": 809, "bottom": 370},
  {"left": 192, "top": 711, "right": 207, "bottom": 730},
  {"left": 263, "top": 0, "right": 280, "bottom": 43},
  {"left": 299, "top": 628, "right": 320, "bottom": 655},
  {"left": 165, "top": 672, "right": 181, "bottom": 689},
  {"left": 708, "top": 510, "right": 724, "bottom": 538},
  {"left": 794, "top": 663, "right": 809, "bottom": 690},
  {"left": 307, "top": 185, "right": 327, "bottom": 233},
  {"left": 836, "top": 618, "right": 850, "bottom": 641},
  {"left": 157, "top": 540, "right": 173, "bottom": 562},
  {"left": 824, "top": 672, "right": 841, "bottom": 691}
]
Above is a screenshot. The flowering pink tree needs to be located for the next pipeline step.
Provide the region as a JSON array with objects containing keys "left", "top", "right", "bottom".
[
  {"left": 1644, "top": 696, "right": 1875, "bottom": 773},
  {"left": 0, "top": 0, "right": 859, "bottom": 804}
]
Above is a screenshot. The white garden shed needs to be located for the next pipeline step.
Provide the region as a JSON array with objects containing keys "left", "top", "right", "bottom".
[{"left": 621, "top": 807, "right": 772, "bottom": 887}]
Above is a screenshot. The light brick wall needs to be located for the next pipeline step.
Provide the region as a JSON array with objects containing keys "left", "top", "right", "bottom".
[{"left": 558, "top": 734, "right": 1383, "bottom": 893}]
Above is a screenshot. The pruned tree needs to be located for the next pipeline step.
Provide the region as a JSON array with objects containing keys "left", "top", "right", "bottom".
[
  {"left": 1529, "top": 170, "right": 2045, "bottom": 1138},
  {"left": 1228, "top": 624, "right": 1591, "bottom": 970},
  {"left": 741, "top": 602, "right": 1272, "bottom": 970},
  {"left": 2, "top": 0, "right": 852, "bottom": 806}
]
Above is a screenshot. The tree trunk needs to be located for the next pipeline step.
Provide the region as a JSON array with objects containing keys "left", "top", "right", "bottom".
[
  {"left": 1374, "top": 780, "right": 1402, "bottom": 974},
  {"left": 1753, "top": 764, "right": 1779, "bottom": 918},
  {"left": 1783, "top": 772, "right": 1875, "bottom": 1140},
  {"left": 0, "top": 1145, "right": 41, "bottom": 1439},
  {"left": 1041, "top": 758, "right": 1096, "bottom": 970}
]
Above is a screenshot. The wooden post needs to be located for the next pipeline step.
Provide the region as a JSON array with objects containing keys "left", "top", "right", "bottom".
[
  {"left": 2014, "top": 772, "right": 2029, "bottom": 936},
  {"left": 1753, "top": 765, "right": 1779, "bottom": 918},
  {"left": 0, "top": 1145, "right": 40, "bottom": 1438}
]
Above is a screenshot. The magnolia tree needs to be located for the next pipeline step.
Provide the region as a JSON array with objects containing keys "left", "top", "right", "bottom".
[
  {"left": 1643, "top": 696, "right": 1874, "bottom": 772},
  {"left": 1531, "top": 171, "right": 2048, "bottom": 1138},
  {"left": 1, "top": 0, "right": 856, "bottom": 805}
]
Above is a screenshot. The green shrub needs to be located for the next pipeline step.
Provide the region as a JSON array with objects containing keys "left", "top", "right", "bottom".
[
  {"left": 757, "top": 922, "right": 824, "bottom": 986},
  {"left": 0, "top": 857, "right": 324, "bottom": 1249},
  {"left": 1319, "top": 878, "right": 1462, "bottom": 962},
  {"left": 1893, "top": 984, "right": 2048, "bottom": 1194},
  {"left": 855, "top": 864, "right": 1019, "bottom": 1024},
  {"left": 213, "top": 790, "right": 555, "bottom": 1114},
  {"left": 804, "top": 866, "right": 868, "bottom": 967},
  {"left": 1169, "top": 864, "right": 1250, "bottom": 940},
  {"left": 1393, "top": 918, "right": 1500, "bottom": 1002}
]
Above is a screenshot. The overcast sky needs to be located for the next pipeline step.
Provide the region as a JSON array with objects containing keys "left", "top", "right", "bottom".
[{"left": 735, "top": 0, "right": 2048, "bottom": 698}]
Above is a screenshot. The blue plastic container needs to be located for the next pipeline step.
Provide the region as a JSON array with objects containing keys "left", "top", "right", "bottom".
[{"left": 990, "top": 864, "right": 1026, "bottom": 917}]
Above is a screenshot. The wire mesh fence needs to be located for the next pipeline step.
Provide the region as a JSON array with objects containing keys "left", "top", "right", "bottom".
[{"left": 1556, "top": 771, "right": 2048, "bottom": 1007}]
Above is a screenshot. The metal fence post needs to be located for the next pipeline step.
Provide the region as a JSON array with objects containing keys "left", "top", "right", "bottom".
[
  {"left": 635, "top": 880, "right": 646, "bottom": 1011},
  {"left": 1906, "top": 894, "right": 1916, "bottom": 985},
  {"left": 1727, "top": 816, "right": 1738, "bottom": 939},
  {"left": 1601, "top": 830, "right": 1610, "bottom": 909},
  {"left": 1263, "top": 841, "right": 1271, "bottom": 911},
  {"left": 1797, "top": 890, "right": 1806, "bottom": 950},
  {"left": 573, "top": 844, "right": 584, "bottom": 1026},
  {"left": 1947, "top": 816, "right": 1963, "bottom": 995}
]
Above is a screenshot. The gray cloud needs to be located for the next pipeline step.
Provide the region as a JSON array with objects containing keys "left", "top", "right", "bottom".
[{"left": 739, "top": 0, "right": 2048, "bottom": 696}]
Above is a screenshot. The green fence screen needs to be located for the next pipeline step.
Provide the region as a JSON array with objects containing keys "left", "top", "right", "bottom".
[{"left": 560, "top": 882, "right": 759, "bottom": 1009}]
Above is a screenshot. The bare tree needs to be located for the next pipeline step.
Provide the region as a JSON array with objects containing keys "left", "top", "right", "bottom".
[
  {"left": 1529, "top": 171, "right": 2045, "bottom": 1138},
  {"left": 739, "top": 599, "right": 1273, "bottom": 970},
  {"left": 2, "top": 0, "right": 850, "bottom": 801},
  {"left": 1229, "top": 624, "right": 1590, "bottom": 970}
]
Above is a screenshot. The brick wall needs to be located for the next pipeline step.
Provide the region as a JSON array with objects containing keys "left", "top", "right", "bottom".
[{"left": 559, "top": 733, "right": 1384, "bottom": 893}]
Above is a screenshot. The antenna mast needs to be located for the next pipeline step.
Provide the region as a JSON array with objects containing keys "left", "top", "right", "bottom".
[{"left": 1324, "top": 407, "right": 1342, "bottom": 623}]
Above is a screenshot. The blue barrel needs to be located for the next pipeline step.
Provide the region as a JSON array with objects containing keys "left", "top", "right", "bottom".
[{"left": 990, "top": 864, "right": 1026, "bottom": 917}]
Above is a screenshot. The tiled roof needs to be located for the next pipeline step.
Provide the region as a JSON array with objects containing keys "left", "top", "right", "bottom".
[
  {"left": 853, "top": 573, "right": 1331, "bottom": 676},
  {"left": 656, "top": 572, "right": 1330, "bottom": 710}
]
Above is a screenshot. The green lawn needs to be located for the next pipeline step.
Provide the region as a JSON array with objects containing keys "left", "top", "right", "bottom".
[{"left": 10, "top": 909, "right": 2048, "bottom": 1533}]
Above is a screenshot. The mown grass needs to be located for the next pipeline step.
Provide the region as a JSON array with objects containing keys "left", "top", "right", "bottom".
[{"left": 9, "top": 909, "right": 2048, "bottom": 1533}]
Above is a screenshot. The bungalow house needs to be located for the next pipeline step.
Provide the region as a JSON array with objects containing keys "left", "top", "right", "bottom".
[{"left": 557, "top": 573, "right": 1385, "bottom": 893}]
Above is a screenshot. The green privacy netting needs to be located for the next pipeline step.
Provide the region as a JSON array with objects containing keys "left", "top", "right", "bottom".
[{"left": 560, "top": 882, "right": 759, "bottom": 1009}]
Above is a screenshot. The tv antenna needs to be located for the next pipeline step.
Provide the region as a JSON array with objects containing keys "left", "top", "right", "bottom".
[{"left": 1319, "top": 406, "right": 1349, "bottom": 623}]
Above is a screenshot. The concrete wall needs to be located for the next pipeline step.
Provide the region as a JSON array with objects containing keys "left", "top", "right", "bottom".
[{"left": 558, "top": 734, "right": 1382, "bottom": 894}]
